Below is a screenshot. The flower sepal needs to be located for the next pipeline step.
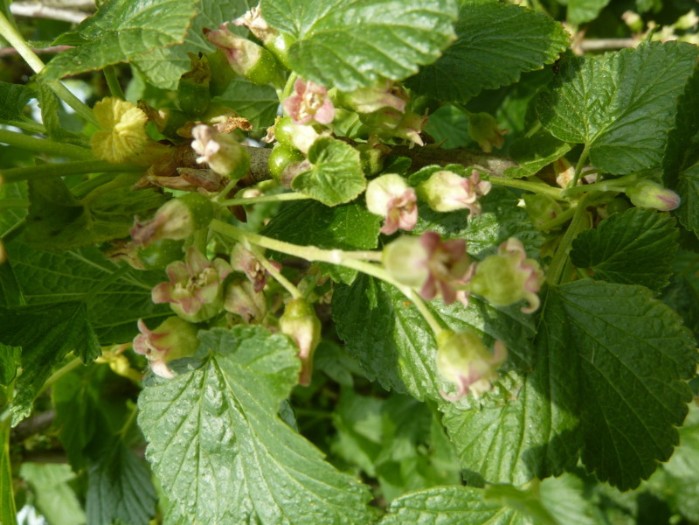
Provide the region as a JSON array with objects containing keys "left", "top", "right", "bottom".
[{"left": 132, "top": 317, "right": 199, "bottom": 378}]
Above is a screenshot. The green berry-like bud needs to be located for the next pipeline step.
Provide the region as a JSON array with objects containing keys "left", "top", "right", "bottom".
[
  {"left": 130, "top": 193, "right": 214, "bottom": 246},
  {"left": 138, "top": 239, "right": 185, "bottom": 270},
  {"left": 382, "top": 235, "right": 430, "bottom": 289},
  {"left": 279, "top": 298, "right": 322, "bottom": 386},
  {"left": 418, "top": 169, "right": 491, "bottom": 215},
  {"left": 274, "top": 116, "right": 320, "bottom": 154},
  {"left": 625, "top": 180, "right": 680, "bottom": 211},
  {"left": 436, "top": 329, "right": 507, "bottom": 400},
  {"left": 468, "top": 112, "right": 506, "bottom": 153},
  {"left": 268, "top": 143, "right": 305, "bottom": 182},
  {"left": 523, "top": 194, "right": 563, "bottom": 231}
]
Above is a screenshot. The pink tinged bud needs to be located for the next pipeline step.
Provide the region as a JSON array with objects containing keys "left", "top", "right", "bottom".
[
  {"left": 625, "top": 180, "right": 681, "bottom": 211},
  {"left": 365, "top": 174, "right": 418, "bottom": 235},
  {"left": 223, "top": 279, "right": 266, "bottom": 323},
  {"left": 418, "top": 169, "right": 491, "bottom": 216},
  {"left": 340, "top": 81, "right": 408, "bottom": 114},
  {"left": 234, "top": 5, "right": 274, "bottom": 42},
  {"left": 206, "top": 25, "right": 264, "bottom": 77},
  {"left": 191, "top": 124, "right": 250, "bottom": 179},
  {"left": 283, "top": 79, "right": 335, "bottom": 125},
  {"left": 383, "top": 232, "right": 474, "bottom": 305},
  {"left": 230, "top": 243, "right": 276, "bottom": 292},
  {"left": 470, "top": 238, "right": 544, "bottom": 313},
  {"left": 436, "top": 329, "right": 507, "bottom": 400},
  {"left": 130, "top": 193, "right": 214, "bottom": 247},
  {"left": 468, "top": 112, "right": 506, "bottom": 153},
  {"left": 152, "top": 246, "right": 232, "bottom": 323},
  {"left": 279, "top": 299, "right": 322, "bottom": 386},
  {"left": 133, "top": 317, "right": 198, "bottom": 378}
]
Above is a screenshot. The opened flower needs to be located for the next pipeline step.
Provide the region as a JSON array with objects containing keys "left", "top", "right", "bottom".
[
  {"left": 436, "top": 329, "right": 507, "bottom": 400},
  {"left": 470, "top": 238, "right": 543, "bottom": 313},
  {"left": 283, "top": 79, "right": 335, "bottom": 125},
  {"left": 419, "top": 169, "right": 491, "bottom": 216},
  {"left": 365, "top": 174, "right": 417, "bottom": 235},
  {"left": 152, "top": 246, "right": 232, "bottom": 322},
  {"left": 133, "top": 317, "right": 198, "bottom": 378},
  {"left": 191, "top": 124, "right": 249, "bottom": 180}
]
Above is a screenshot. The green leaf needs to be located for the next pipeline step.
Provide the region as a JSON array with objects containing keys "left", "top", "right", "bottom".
[
  {"left": 0, "top": 302, "right": 100, "bottom": 423},
  {"left": 138, "top": 327, "right": 373, "bottom": 524},
  {"left": 292, "top": 137, "right": 366, "bottom": 206},
  {"left": 675, "top": 162, "right": 699, "bottom": 236},
  {"left": 663, "top": 66, "right": 699, "bottom": 181},
  {"left": 0, "top": 181, "right": 27, "bottom": 238},
  {"left": 212, "top": 78, "right": 279, "bottom": 130},
  {"left": 537, "top": 42, "right": 699, "bottom": 174},
  {"left": 86, "top": 443, "right": 157, "bottom": 525},
  {"left": 559, "top": 0, "right": 611, "bottom": 25},
  {"left": 551, "top": 280, "right": 696, "bottom": 489},
  {"left": 570, "top": 208, "right": 679, "bottom": 292},
  {"left": 20, "top": 464, "right": 86, "bottom": 525},
  {"left": 505, "top": 131, "right": 572, "bottom": 179},
  {"left": 0, "top": 345, "right": 20, "bottom": 386},
  {"left": 333, "top": 274, "right": 535, "bottom": 401},
  {"left": 262, "top": 0, "right": 458, "bottom": 91},
  {"left": 423, "top": 104, "right": 470, "bottom": 149},
  {"left": 0, "top": 81, "right": 33, "bottom": 121},
  {"left": 5, "top": 241, "right": 169, "bottom": 343},
  {"left": 379, "top": 486, "right": 520, "bottom": 525},
  {"left": 43, "top": 0, "right": 199, "bottom": 80},
  {"left": 0, "top": 420, "right": 16, "bottom": 525},
  {"left": 408, "top": 2, "right": 569, "bottom": 101}
]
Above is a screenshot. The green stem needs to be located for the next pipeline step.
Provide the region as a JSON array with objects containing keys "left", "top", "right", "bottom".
[
  {"left": 562, "top": 173, "right": 639, "bottom": 197},
  {"left": 40, "top": 356, "right": 82, "bottom": 394},
  {"left": 247, "top": 243, "right": 302, "bottom": 299},
  {"left": 0, "top": 160, "right": 142, "bottom": 183},
  {"left": 0, "top": 129, "right": 93, "bottom": 160},
  {"left": 0, "top": 11, "right": 96, "bottom": 125},
  {"left": 0, "top": 395, "right": 17, "bottom": 525},
  {"left": 537, "top": 206, "right": 576, "bottom": 231},
  {"left": 570, "top": 144, "right": 590, "bottom": 188},
  {"left": 104, "top": 66, "right": 126, "bottom": 100},
  {"left": 210, "top": 220, "right": 444, "bottom": 335},
  {"left": 280, "top": 72, "right": 298, "bottom": 107},
  {"left": 546, "top": 196, "right": 592, "bottom": 285},
  {"left": 488, "top": 176, "right": 563, "bottom": 200},
  {"left": 219, "top": 192, "right": 310, "bottom": 207},
  {"left": 4, "top": 119, "right": 46, "bottom": 135},
  {"left": 118, "top": 404, "right": 138, "bottom": 439}
]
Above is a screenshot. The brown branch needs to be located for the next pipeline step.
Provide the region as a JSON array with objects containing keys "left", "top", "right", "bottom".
[
  {"left": 10, "top": 2, "right": 90, "bottom": 23},
  {"left": 0, "top": 45, "right": 74, "bottom": 58},
  {"left": 11, "top": 410, "right": 55, "bottom": 442}
]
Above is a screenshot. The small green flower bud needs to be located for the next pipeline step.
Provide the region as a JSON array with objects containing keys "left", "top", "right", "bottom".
[
  {"left": 625, "top": 180, "right": 680, "bottom": 211},
  {"left": 191, "top": 124, "right": 250, "bottom": 180},
  {"left": 523, "top": 194, "right": 563, "bottom": 231},
  {"left": 280, "top": 299, "right": 322, "bottom": 386},
  {"left": 133, "top": 317, "right": 199, "bottom": 378},
  {"left": 418, "top": 170, "right": 491, "bottom": 215},
  {"left": 468, "top": 112, "right": 506, "bottom": 153},
  {"left": 274, "top": 116, "right": 320, "bottom": 154},
  {"left": 382, "top": 235, "right": 430, "bottom": 289},
  {"left": 366, "top": 174, "right": 417, "bottom": 235},
  {"left": 130, "top": 193, "right": 214, "bottom": 246},
  {"left": 436, "top": 329, "right": 507, "bottom": 400}
]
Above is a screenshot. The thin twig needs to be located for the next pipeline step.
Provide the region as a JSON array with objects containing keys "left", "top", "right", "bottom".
[
  {"left": 11, "top": 411, "right": 55, "bottom": 442},
  {"left": 578, "top": 38, "right": 638, "bottom": 52}
]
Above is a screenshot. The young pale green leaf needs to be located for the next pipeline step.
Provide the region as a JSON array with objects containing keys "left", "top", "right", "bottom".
[
  {"left": 407, "top": 2, "right": 569, "bottom": 101},
  {"left": 505, "top": 131, "right": 572, "bottom": 179},
  {"left": 44, "top": 0, "right": 198, "bottom": 80},
  {"left": 0, "top": 302, "right": 100, "bottom": 423},
  {"left": 291, "top": 137, "right": 366, "bottom": 206},
  {"left": 379, "top": 486, "right": 521, "bottom": 525},
  {"left": 138, "top": 327, "right": 373, "bottom": 524},
  {"left": 0, "top": 81, "right": 33, "bottom": 121},
  {"left": 86, "top": 443, "right": 157, "bottom": 525},
  {"left": 559, "top": 0, "right": 611, "bottom": 26},
  {"left": 212, "top": 78, "right": 279, "bottom": 130},
  {"left": 551, "top": 280, "right": 696, "bottom": 489},
  {"left": 537, "top": 42, "right": 699, "bottom": 174},
  {"left": 20, "top": 464, "right": 86, "bottom": 525},
  {"left": 570, "top": 208, "right": 679, "bottom": 292},
  {"left": 262, "top": 0, "right": 458, "bottom": 91},
  {"left": 333, "top": 274, "right": 535, "bottom": 401},
  {"left": 441, "top": 308, "right": 580, "bottom": 486},
  {"left": 5, "top": 241, "right": 169, "bottom": 343}
]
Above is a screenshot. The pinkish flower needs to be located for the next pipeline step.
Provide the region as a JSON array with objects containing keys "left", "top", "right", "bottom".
[
  {"left": 470, "top": 238, "right": 543, "bottom": 313},
  {"left": 436, "top": 329, "right": 507, "bottom": 400},
  {"left": 223, "top": 279, "right": 266, "bottom": 323},
  {"left": 152, "top": 247, "right": 232, "bottom": 322},
  {"left": 365, "top": 174, "right": 418, "bottom": 234},
  {"left": 191, "top": 124, "right": 249, "bottom": 179},
  {"left": 383, "top": 232, "right": 475, "bottom": 305},
  {"left": 418, "top": 169, "right": 491, "bottom": 216},
  {"left": 230, "top": 243, "right": 278, "bottom": 292},
  {"left": 133, "top": 317, "right": 199, "bottom": 378},
  {"left": 283, "top": 79, "right": 335, "bottom": 125}
]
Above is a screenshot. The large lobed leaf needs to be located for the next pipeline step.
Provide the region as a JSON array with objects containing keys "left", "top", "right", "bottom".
[
  {"left": 44, "top": 0, "right": 199, "bottom": 80},
  {"left": 408, "top": 1, "right": 569, "bottom": 101},
  {"left": 442, "top": 280, "right": 696, "bottom": 490},
  {"left": 262, "top": 0, "right": 458, "bottom": 91},
  {"left": 537, "top": 42, "right": 699, "bottom": 175},
  {"left": 138, "top": 327, "right": 373, "bottom": 524}
]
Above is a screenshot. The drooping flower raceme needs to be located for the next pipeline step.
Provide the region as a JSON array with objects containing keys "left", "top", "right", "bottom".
[
  {"left": 133, "top": 317, "right": 199, "bottom": 378},
  {"left": 283, "top": 79, "right": 335, "bottom": 125},
  {"left": 383, "top": 232, "right": 474, "bottom": 305},
  {"left": 418, "top": 169, "right": 491, "bottom": 216},
  {"left": 470, "top": 237, "right": 544, "bottom": 313},
  {"left": 365, "top": 174, "right": 418, "bottom": 235},
  {"left": 91, "top": 97, "right": 149, "bottom": 163},
  {"left": 436, "top": 329, "right": 507, "bottom": 400},
  {"left": 152, "top": 246, "right": 232, "bottom": 322}
]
